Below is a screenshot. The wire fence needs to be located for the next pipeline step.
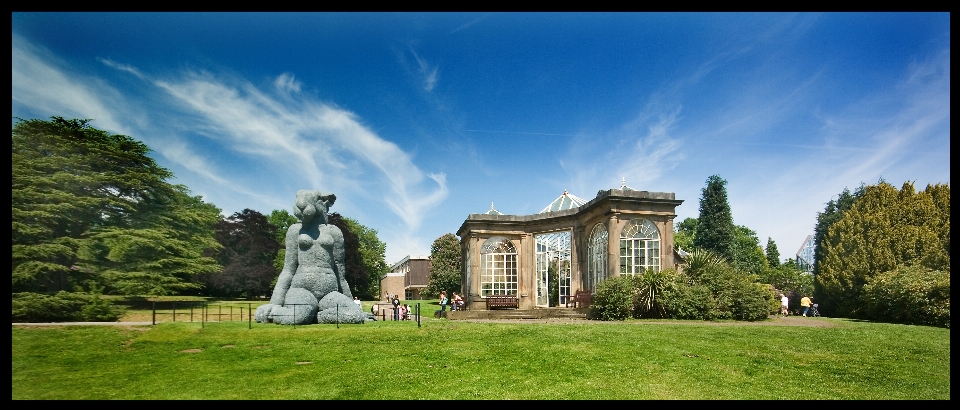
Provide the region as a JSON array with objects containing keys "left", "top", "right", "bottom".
[{"left": 147, "top": 302, "right": 423, "bottom": 328}]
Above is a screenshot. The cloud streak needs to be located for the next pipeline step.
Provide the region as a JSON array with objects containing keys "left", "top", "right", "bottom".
[{"left": 12, "top": 35, "right": 448, "bottom": 232}]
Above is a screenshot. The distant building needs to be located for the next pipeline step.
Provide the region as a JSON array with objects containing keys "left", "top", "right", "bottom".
[
  {"left": 458, "top": 181, "right": 683, "bottom": 310},
  {"left": 796, "top": 234, "right": 815, "bottom": 274},
  {"left": 381, "top": 255, "right": 431, "bottom": 301}
]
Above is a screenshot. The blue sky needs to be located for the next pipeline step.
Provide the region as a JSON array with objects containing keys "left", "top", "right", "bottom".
[{"left": 12, "top": 12, "right": 950, "bottom": 265}]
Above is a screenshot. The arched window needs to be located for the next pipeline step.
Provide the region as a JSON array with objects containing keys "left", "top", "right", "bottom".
[
  {"left": 587, "top": 223, "right": 608, "bottom": 292},
  {"left": 620, "top": 219, "right": 660, "bottom": 274},
  {"left": 480, "top": 236, "right": 518, "bottom": 297}
]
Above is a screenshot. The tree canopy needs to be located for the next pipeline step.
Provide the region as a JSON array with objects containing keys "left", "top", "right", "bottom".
[
  {"left": 427, "top": 233, "right": 462, "bottom": 298},
  {"left": 328, "top": 213, "right": 386, "bottom": 300},
  {"left": 693, "top": 175, "right": 735, "bottom": 262},
  {"left": 198, "top": 209, "right": 281, "bottom": 298},
  {"left": 815, "top": 181, "right": 950, "bottom": 317},
  {"left": 12, "top": 117, "right": 221, "bottom": 296}
]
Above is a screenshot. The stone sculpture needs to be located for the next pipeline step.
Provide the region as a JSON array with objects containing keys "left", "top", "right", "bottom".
[{"left": 255, "top": 190, "right": 369, "bottom": 324}]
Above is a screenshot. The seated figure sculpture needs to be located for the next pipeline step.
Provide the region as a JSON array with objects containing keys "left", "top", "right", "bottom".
[{"left": 255, "top": 190, "right": 369, "bottom": 325}]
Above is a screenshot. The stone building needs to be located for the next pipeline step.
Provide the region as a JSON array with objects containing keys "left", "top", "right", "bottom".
[
  {"left": 381, "top": 255, "right": 431, "bottom": 301},
  {"left": 457, "top": 182, "right": 683, "bottom": 310}
]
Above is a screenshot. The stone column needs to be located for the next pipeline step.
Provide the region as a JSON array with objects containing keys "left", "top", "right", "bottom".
[
  {"left": 520, "top": 233, "right": 534, "bottom": 309},
  {"left": 607, "top": 214, "right": 619, "bottom": 279}
]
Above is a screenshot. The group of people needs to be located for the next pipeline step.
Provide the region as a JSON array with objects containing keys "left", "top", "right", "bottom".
[
  {"left": 390, "top": 295, "right": 413, "bottom": 320},
  {"left": 439, "top": 291, "right": 464, "bottom": 311},
  {"left": 780, "top": 293, "right": 815, "bottom": 317}
]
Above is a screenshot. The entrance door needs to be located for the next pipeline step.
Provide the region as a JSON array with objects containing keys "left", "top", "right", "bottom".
[{"left": 535, "top": 231, "right": 572, "bottom": 307}]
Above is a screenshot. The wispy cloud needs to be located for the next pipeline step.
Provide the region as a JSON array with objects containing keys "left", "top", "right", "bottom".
[
  {"left": 410, "top": 48, "right": 438, "bottom": 92},
  {"left": 614, "top": 106, "right": 685, "bottom": 188},
  {"left": 12, "top": 35, "right": 128, "bottom": 135},
  {"left": 149, "top": 71, "right": 449, "bottom": 229},
  {"left": 12, "top": 35, "right": 448, "bottom": 232},
  {"left": 274, "top": 72, "right": 301, "bottom": 93}
]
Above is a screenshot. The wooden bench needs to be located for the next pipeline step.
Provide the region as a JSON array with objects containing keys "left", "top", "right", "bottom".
[
  {"left": 485, "top": 294, "right": 519, "bottom": 310},
  {"left": 566, "top": 290, "right": 592, "bottom": 308}
]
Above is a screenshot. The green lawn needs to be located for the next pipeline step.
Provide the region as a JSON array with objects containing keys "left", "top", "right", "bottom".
[{"left": 12, "top": 316, "right": 949, "bottom": 399}]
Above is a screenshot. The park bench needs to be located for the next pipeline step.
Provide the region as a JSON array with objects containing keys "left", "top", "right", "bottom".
[
  {"left": 485, "top": 294, "right": 519, "bottom": 309},
  {"left": 566, "top": 290, "right": 592, "bottom": 308}
]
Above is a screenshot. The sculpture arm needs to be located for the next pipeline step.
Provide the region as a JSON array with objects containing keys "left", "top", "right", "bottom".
[{"left": 269, "top": 223, "right": 301, "bottom": 305}]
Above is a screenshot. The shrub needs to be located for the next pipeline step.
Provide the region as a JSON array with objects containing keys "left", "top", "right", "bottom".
[
  {"left": 731, "top": 282, "right": 778, "bottom": 321},
  {"left": 633, "top": 268, "right": 678, "bottom": 318},
  {"left": 591, "top": 275, "right": 634, "bottom": 321},
  {"left": 661, "top": 281, "right": 715, "bottom": 320},
  {"left": 12, "top": 291, "right": 125, "bottom": 323},
  {"left": 862, "top": 265, "right": 950, "bottom": 328}
]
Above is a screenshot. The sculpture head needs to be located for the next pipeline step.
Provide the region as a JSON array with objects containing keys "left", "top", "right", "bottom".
[{"left": 294, "top": 189, "right": 336, "bottom": 224}]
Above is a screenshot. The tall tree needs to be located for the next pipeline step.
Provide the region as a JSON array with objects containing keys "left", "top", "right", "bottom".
[
  {"left": 327, "top": 213, "right": 368, "bottom": 299},
  {"left": 426, "top": 233, "right": 462, "bottom": 298},
  {"left": 12, "top": 117, "right": 221, "bottom": 296},
  {"left": 199, "top": 209, "right": 281, "bottom": 298},
  {"left": 765, "top": 237, "right": 780, "bottom": 267},
  {"left": 693, "top": 175, "right": 735, "bottom": 262},
  {"left": 816, "top": 181, "right": 950, "bottom": 317},
  {"left": 813, "top": 186, "right": 862, "bottom": 276},
  {"left": 80, "top": 185, "right": 222, "bottom": 295},
  {"left": 329, "top": 213, "right": 386, "bottom": 300}
]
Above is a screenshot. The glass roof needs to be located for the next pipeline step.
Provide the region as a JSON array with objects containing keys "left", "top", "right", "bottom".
[{"left": 539, "top": 190, "right": 587, "bottom": 213}]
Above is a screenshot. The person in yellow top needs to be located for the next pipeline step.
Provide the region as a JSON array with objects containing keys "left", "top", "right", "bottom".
[{"left": 800, "top": 296, "right": 813, "bottom": 317}]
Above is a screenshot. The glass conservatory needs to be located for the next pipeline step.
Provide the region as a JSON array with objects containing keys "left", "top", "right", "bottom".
[{"left": 457, "top": 186, "right": 683, "bottom": 310}]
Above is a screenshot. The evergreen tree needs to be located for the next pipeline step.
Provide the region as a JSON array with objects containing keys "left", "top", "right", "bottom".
[
  {"left": 693, "top": 175, "right": 735, "bottom": 262},
  {"left": 426, "top": 233, "right": 462, "bottom": 298},
  {"left": 12, "top": 117, "right": 221, "bottom": 296},
  {"left": 816, "top": 181, "right": 950, "bottom": 317},
  {"left": 813, "top": 186, "right": 862, "bottom": 276},
  {"left": 765, "top": 237, "right": 780, "bottom": 267}
]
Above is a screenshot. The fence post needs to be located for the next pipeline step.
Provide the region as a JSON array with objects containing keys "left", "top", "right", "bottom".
[
  {"left": 218, "top": 305, "right": 222, "bottom": 322},
  {"left": 417, "top": 303, "right": 421, "bottom": 328},
  {"left": 152, "top": 301, "right": 156, "bottom": 325},
  {"left": 190, "top": 305, "right": 193, "bottom": 322},
  {"left": 172, "top": 302, "right": 176, "bottom": 322},
  {"left": 248, "top": 303, "right": 252, "bottom": 329},
  {"left": 202, "top": 303, "right": 205, "bottom": 328}
]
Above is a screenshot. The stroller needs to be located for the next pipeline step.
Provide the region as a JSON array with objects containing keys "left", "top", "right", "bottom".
[{"left": 809, "top": 303, "right": 821, "bottom": 317}]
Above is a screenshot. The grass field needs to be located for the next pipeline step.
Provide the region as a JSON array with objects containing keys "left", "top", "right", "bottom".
[{"left": 12, "top": 313, "right": 950, "bottom": 399}]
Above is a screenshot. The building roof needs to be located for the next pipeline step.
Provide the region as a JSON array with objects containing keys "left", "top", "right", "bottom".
[
  {"left": 539, "top": 190, "right": 588, "bottom": 213},
  {"left": 485, "top": 202, "right": 503, "bottom": 215}
]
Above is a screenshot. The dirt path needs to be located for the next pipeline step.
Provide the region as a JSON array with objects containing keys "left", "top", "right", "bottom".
[{"left": 455, "top": 316, "right": 840, "bottom": 327}]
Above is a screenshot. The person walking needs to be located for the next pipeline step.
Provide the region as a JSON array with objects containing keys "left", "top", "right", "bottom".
[
  {"left": 392, "top": 296, "right": 401, "bottom": 321},
  {"left": 780, "top": 294, "right": 789, "bottom": 317},
  {"left": 439, "top": 291, "right": 448, "bottom": 312},
  {"left": 801, "top": 295, "right": 813, "bottom": 317}
]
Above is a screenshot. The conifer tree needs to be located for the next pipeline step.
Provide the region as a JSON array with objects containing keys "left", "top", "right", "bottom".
[
  {"left": 12, "top": 117, "right": 221, "bottom": 296},
  {"left": 765, "top": 237, "right": 780, "bottom": 267},
  {"left": 693, "top": 175, "right": 736, "bottom": 263},
  {"left": 815, "top": 181, "right": 950, "bottom": 317}
]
